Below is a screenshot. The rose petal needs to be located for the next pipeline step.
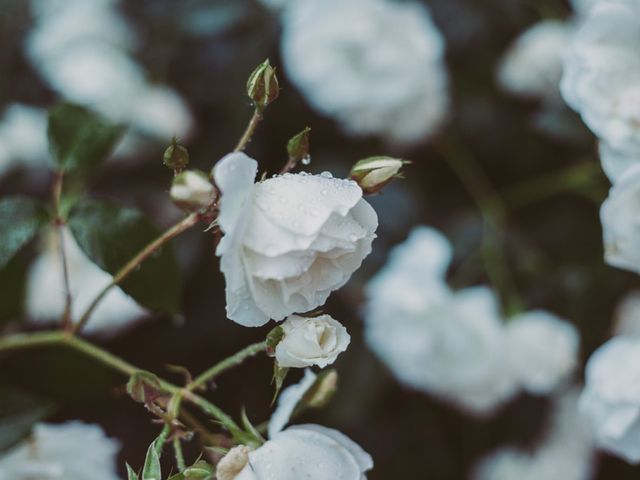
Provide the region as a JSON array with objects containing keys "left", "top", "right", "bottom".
[{"left": 268, "top": 369, "right": 317, "bottom": 438}]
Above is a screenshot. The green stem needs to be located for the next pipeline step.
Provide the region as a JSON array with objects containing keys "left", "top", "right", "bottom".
[
  {"left": 234, "top": 109, "right": 263, "bottom": 152},
  {"left": 0, "top": 331, "right": 244, "bottom": 434},
  {"left": 501, "top": 161, "right": 604, "bottom": 210},
  {"left": 51, "top": 170, "right": 73, "bottom": 330},
  {"left": 187, "top": 341, "right": 267, "bottom": 392},
  {"left": 434, "top": 137, "right": 523, "bottom": 316},
  {"left": 173, "top": 436, "right": 186, "bottom": 471},
  {"left": 72, "top": 212, "right": 202, "bottom": 335}
]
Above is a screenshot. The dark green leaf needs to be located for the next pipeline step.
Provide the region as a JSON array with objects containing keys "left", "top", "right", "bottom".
[
  {"left": 0, "top": 387, "right": 55, "bottom": 452},
  {"left": 142, "top": 440, "right": 162, "bottom": 480},
  {"left": 68, "top": 199, "right": 181, "bottom": 313},
  {"left": 48, "top": 103, "right": 124, "bottom": 173},
  {"left": 126, "top": 463, "right": 140, "bottom": 480},
  {"left": 0, "top": 196, "right": 48, "bottom": 270}
]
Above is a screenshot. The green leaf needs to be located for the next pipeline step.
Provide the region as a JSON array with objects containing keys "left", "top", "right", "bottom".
[
  {"left": 0, "top": 387, "right": 55, "bottom": 452},
  {"left": 68, "top": 199, "right": 182, "bottom": 313},
  {"left": 0, "top": 196, "right": 48, "bottom": 270},
  {"left": 48, "top": 103, "right": 124, "bottom": 173},
  {"left": 271, "top": 364, "right": 289, "bottom": 405},
  {"left": 142, "top": 440, "right": 162, "bottom": 480},
  {"left": 183, "top": 460, "right": 215, "bottom": 479},
  {"left": 126, "top": 463, "right": 140, "bottom": 480}
]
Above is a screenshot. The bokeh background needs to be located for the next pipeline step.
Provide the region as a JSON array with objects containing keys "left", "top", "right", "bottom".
[{"left": 0, "top": 0, "right": 636, "bottom": 478}]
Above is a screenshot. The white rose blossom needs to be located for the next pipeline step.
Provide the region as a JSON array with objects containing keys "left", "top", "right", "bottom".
[
  {"left": 364, "top": 226, "right": 518, "bottom": 416},
  {"left": 281, "top": 0, "right": 449, "bottom": 145},
  {"left": 26, "top": 227, "right": 147, "bottom": 336},
  {"left": 275, "top": 314, "right": 350, "bottom": 368},
  {"left": 497, "top": 20, "right": 573, "bottom": 102},
  {"left": 26, "top": 0, "right": 193, "bottom": 140},
  {"left": 561, "top": 0, "right": 640, "bottom": 182},
  {"left": 613, "top": 290, "right": 640, "bottom": 337},
  {"left": 0, "top": 421, "right": 120, "bottom": 480},
  {"left": 579, "top": 335, "right": 640, "bottom": 463},
  {"left": 212, "top": 152, "right": 378, "bottom": 327},
  {"left": 0, "top": 104, "right": 51, "bottom": 176},
  {"left": 600, "top": 165, "right": 640, "bottom": 274},
  {"left": 506, "top": 310, "right": 580, "bottom": 395}
]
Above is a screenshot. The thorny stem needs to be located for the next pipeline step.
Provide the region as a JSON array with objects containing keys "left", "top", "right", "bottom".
[
  {"left": 234, "top": 109, "right": 263, "bottom": 152},
  {"left": 72, "top": 212, "right": 202, "bottom": 335},
  {"left": 51, "top": 171, "right": 73, "bottom": 330},
  {"left": 0, "top": 331, "right": 244, "bottom": 434},
  {"left": 434, "top": 137, "right": 524, "bottom": 316},
  {"left": 187, "top": 341, "right": 267, "bottom": 392}
]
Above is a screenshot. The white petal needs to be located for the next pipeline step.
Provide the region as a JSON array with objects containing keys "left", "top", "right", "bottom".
[{"left": 268, "top": 369, "right": 317, "bottom": 438}]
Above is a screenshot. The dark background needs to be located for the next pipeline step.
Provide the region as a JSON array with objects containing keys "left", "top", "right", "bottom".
[{"left": 0, "top": 0, "right": 637, "bottom": 478}]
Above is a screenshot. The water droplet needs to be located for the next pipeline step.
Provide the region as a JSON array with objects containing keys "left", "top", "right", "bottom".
[
  {"left": 301, "top": 155, "right": 311, "bottom": 165},
  {"left": 321, "top": 189, "right": 328, "bottom": 196},
  {"left": 320, "top": 171, "right": 333, "bottom": 178}
]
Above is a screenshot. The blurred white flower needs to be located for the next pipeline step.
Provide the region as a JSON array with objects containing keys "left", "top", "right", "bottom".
[
  {"left": 233, "top": 424, "right": 373, "bottom": 480},
  {"left": 473, "top": 390, "right": 596, "bottom": 480},
  {"left": 26, "top": 227, "right": 147, "bottom": 336},
  {"left": 561, "top": 0, "right": 640, "bottom": 182},
  {"left": 614, "top": 290, "right": 640, "bottom": 337},
  {"left": 506, "top": 310, "right": 580, "bottom": 395},
  {"left": 170, "top": 170, "right": 215, "bottom": 210},
  {"left": 0, "top": 421, "right": 120, "bottom": 480},
  {"left": 213, "top": 152, "right": 377, "bottom": 327},
  {"left": 0, "top": 104, "right": 52, "bottom": 176},
  {"left": 365, "top": 227, "right": 518, "bottom": 416},
  {"left": 275, "top": 315, "right": 350, "bottom": 368},
  {"left": 26, "top": 0, "right": 193, "bottom": 140},
  {"left": 281, "top": 0, "right": 449, "bottom": 145},
  {"left": 580, "top": 335, "right": 640, "bottom": 463},
  {"left": 497, "top": 20, "right": 573, "bottom": 102},
  {"left": 600, "top": 165, "right": 640, "bottom": 274}
]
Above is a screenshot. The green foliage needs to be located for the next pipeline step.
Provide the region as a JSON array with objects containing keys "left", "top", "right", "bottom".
[
  {"left": 0, "top": 196, "right": 48, "bottom": 270},
  {"left": 126, "top": 463, "right": 140, "bottom": 480},
  {"left": 0, "top": 387, "right": 55, "bottom": 453},
  {"left": 142, "top": 440, "right": 162, "bottom": 480},
  {"left": 68, "top": 199, "right": 182, "bottom": 314},
  {"left": 48, "top": 103, "right": 124, "bottom": 173}
]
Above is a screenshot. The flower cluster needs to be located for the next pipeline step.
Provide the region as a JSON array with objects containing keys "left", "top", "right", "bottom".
[
  {"left": 279, "top": 0, "right": 449, "bottom": 145},
  {"left": 364, "top": 227, "right": 580, "bottom": 416}
]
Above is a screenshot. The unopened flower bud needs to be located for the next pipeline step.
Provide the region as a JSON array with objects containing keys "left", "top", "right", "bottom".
[
  {"left": 305, "top": 369, "right": 338, "bottom": 408},
  {"left": 246, "top": 59, "right": 280, "bottom": 110},
  {"left": 217, "top": 445, "right": 252, "bottom": 480},
  {"left": 350, "top": 156, "right": 407, "bottom": 194},
  {"left": 266, "top": 325, "right": 285, "bottom": 356},
  {"left": 163, "top": 138, "right": 190, "bottom": 171},
  {"left": 286, "top": 127, "right": 311, "bottom": 164},
  {"left": 170, "top": 170, "right": 215, "bottom": 211},
  {"left": 183, "top": 460, "right": 215, "bottom": 479}
]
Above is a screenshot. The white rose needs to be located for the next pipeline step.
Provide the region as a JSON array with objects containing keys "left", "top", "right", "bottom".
[
  {"left": 280, "top": 0, "right": 449, "bottom": 145},
  {"left": 275, "top": 315, "right": 350, "bottom": 368},
  {"left": 169, "top": 170, "right": 215, "bottom": 210},
  {"left": 365, "top": 227, "right": 518, "bottom": 417},
  {"left": 233, "top": 424, "right": 373, "bottom": 480},
  {"left": 26, "top": 227, "right": 147, "bottom": 337},
  {"left": 506, "top": 310, "right": 580, "bottom": 395},
  {"left": 600, "top": 165, "right": 640, "bottom": 274},
  {"left": 497, "top": 20, "right": 572, "bottom": 102},
  {"left": 213, "top": 152, "right": 378, "bottom": 327},
  {"left": 561, "top": 0, "right": 640, "bottom": 182},
  {"left": 580, "top": 335, "right": 640, "bottom": 463},
  {"left": 0, "top": 421, "right": 120, "bottom": 480}
]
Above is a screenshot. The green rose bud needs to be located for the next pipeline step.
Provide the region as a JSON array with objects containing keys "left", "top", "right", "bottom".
[
  {"left": 246, "top": 59, "right": 280, "bottom": 111},
  {"left": 286, "top": 127, "right": 311, "bottom": 165},
  {"left": 350, "top": 156, "right": 407, "bottom": 194},
  {"left": 163, "top": 138, "right": 190, "bottom": 171}
]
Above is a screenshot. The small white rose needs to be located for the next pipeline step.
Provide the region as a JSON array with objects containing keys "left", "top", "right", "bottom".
[
  {"left": 169, "top": 169, "right": 215, "bottom": 211},
  {"left": 600, "top": 165, "right": 640, "bottom": 274},
  {"left": 217, "top": 445, "right": 252, "bottom": 480},
  {"left": 580, "top": 335, "right": 640, "bottom": 463},
  {"left": 349, "top": 156, "right": 405, "bottom": 194},
  {"left": 275, "top": 315, "right": 350, "bottom": 368},
  {"left": 213, "top": 152, "right": 378, "bottom": 327},
  {"left": 234, "top": 424, "right": 373, "bottom": 480}
]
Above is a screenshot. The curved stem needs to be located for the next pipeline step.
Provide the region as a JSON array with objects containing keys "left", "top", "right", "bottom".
[
  {"left": 234, "top": 109, "right": 263, "bottom": 152},
  {"left": 51, "top": 171, "right": 73, "bottom": 330},
  {"left": 434, "top": 137, "right": 523, "bottom": 316},
  {"left": 72, "top": 212, "right": 202, "bottom": 334},
  {"left": 187, "top": 342, "right": 267, "bottom": 392}
]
